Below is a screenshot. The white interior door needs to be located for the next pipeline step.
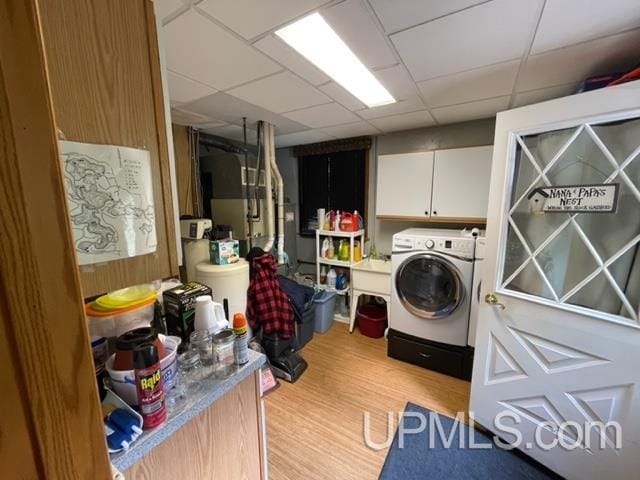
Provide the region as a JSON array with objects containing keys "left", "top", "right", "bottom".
[{"left": 470, "top": 81, "right": 640, "bottom": 480}]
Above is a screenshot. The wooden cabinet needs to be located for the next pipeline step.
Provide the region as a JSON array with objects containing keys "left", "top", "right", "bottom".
[
  {"left": 376, "top": 151, "right": 434, "bottom": 218},
  {"left": 376, "top": 146, "right": 492, "bottom": 223},
  {"left": 38, "top": 0, "right": 179, "bottom": 298},
  {"left": 431, "top": 145, "right": 493, "bottom": 220}
]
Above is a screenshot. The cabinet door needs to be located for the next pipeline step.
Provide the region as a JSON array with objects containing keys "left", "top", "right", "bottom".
[
  {"left": 376, "top": 152, "right": 434, "bottom": 217},
  {"left": 431, "top": 146, "right": 493, "bottom": 219}
]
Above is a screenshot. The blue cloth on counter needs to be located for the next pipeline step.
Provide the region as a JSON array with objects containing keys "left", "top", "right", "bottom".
[{"left": 380, "top": 403, "right": 562, "bottom": 480}]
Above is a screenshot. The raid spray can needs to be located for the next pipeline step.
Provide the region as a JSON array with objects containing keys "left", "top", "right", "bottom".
[
  {"left": 133, "top": 343, "right": 167, "bottom": 429},
  {"left": 233, "top": 313, "right": 250, "bottom": 365}
]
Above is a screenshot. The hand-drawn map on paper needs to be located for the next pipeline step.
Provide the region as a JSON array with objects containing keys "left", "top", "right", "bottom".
[{"left": 59, "top": 141, "right": 157, "bottom": 265}]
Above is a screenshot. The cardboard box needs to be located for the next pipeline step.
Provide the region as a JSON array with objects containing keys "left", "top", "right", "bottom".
[
  {"left": 163, "top": 281, "right": 212, "bottom": 350},
  {"left": 210, "top": 239, "right": 240, "bottom": 265}
]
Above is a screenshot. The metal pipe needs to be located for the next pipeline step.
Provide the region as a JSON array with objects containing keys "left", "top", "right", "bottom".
[
  {"left": 243, "top": 117, "right": 253, "bottom": 248},
  {"left": 269, "top": 123, "right": 285, "bottom": 265},
  {"left": 263, "top": 122, "right": 275, "bottom": 253}
]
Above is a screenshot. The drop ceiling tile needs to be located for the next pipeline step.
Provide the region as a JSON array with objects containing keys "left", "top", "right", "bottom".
[
  {"left": 202, "top": 124, "right": 258, "bottom": 144},
  {"left": 417, "top": 60, "right": 520, "bottom": 108},
  {"left": 167, "top": 70, "right": 218, "bottom": 104},
  {"left": 276, "top": 130, "right": 336, "bottom": 148},
  {"left": 155, "top": 0, "right": 187, "bottom": 23},
  {"left": 253, "top": 35, "right": 330, "bottom": 85},
  {"left": 322, "top": 0, "right": 397, "bottom": 69},
  {"left": 531, "top": 0, "right": 640, "bottom": 54},
  {"left": 226, "top": 71, "right": 330, "bottom": 113},
  {"left": 518, "top": 29, "right": 640, "bottom": 91},
  {"left": 390, "top": 0, "right": 542, "bottom": 81},
  {"left": 283, "top": 103, "right": 361, "bottom": 128},
  {"left": 197, "top": 0, "right": 328, "bottom": 40},
  {"left": 183, "top": 92, "right": 310, "bottom": 134},
  {"left": 356, "top": 94, "right": 425, "bottom": 119},
  {"left": 319, "top": 82, "right": 366, "bottom": 111},
  {"left": 431, "top": 96, "right": 510, "bottom": 125},
  {"left": 369, "top": 0, "right": 487, "bottom": 33},
  {"left": 321, "top": 121, "right": 380, "bottom": 138},
  {"left": 368, "top": 110, "right": 436, "bottom": 133},
  {"left": 163, "top": 10, "right": 280, "bottom": 90},
  {"left": 512, "top": 83, "right": 579, "bottom": 108},
  {"left": 171, "top": 106, "right": 216, "bottom": 125},
  {"left": 373, "top": 64, "right": 418, "bottom": 99}
]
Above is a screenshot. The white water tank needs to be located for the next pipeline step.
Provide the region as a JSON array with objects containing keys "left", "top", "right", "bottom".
[{"left": 195, "top": 259, "right": 250, "bottom": 320}]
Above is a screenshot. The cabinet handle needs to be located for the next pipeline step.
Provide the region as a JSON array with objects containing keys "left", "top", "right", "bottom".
[
  {"left": 424, "top": 210, "right": 429, "bottom": 215},
  {"left": 433, "top": 211, "right": 438, "bottom": 215},
  {"left": 419, "top": 352, "right": 432, "bottom": 359}
]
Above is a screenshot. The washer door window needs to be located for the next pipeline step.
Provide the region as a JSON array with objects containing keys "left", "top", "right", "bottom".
[{"left": 396, "top": 254, "right": 464, "bottom": 319}]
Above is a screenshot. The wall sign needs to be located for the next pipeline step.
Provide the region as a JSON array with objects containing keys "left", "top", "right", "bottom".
[{"left": 527, "top": 184, "right": 619, "bottom": 213}]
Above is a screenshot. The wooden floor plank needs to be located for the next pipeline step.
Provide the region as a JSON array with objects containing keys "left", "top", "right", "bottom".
[{"left": 265, "top": 322, "right": 471, "bottom": 480}]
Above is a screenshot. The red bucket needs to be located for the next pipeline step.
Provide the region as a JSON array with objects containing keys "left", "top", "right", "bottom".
[{"left": 356, "top": 305, "right": 387, "bottom": 338}]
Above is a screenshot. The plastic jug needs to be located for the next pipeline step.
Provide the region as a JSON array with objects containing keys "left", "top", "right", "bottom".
[
  {"left": 194, "top": 295, "right": 228, "bottom": 334},
  {"left": 327, "top": 269, "right": 337, "bottom": 288},
  {"left": 354, "top": 240, "right": 362, "bottom": 262},
  {"left": 338, "top": 240, "right": 350, "bottom": 261},
  {"left": 340, "top": 212, "right": 354, "bottom": 232},
  {"left": 353, "top": 210, "right": 363, "bottom": 231}
]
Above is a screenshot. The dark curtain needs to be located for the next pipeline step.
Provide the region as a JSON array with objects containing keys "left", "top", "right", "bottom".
[{"left": 298, "top": 149, "right": 366, "bottom": 235}]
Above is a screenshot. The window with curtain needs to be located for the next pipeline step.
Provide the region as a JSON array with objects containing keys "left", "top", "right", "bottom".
[{"left": 298, "top": 149, "right": 366, "bottom": 235}]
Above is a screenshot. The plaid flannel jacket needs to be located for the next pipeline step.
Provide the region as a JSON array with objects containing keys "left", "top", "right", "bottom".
[{"left": 247, "top": 253, "right": 295, "bottom": 339}]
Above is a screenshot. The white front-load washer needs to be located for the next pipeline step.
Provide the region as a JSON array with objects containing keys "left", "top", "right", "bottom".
[{"left": 390, "top": 228, "right": 475, "bottom": 346}]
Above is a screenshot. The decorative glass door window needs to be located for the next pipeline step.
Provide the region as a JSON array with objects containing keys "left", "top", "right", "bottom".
[{"left": 500, "top": 117, "right": 640, "bottom": 322}]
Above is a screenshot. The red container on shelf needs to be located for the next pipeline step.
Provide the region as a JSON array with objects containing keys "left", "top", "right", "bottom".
[{"left": 356, "top": 305, "right": 387, "bottom": 338}]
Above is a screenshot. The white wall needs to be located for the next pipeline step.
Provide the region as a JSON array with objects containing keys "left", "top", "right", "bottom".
[{"left": 276, "top": 118, "right": 496, "bottom": 266}]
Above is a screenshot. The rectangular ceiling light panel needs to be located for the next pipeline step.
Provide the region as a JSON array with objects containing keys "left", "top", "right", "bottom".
[{"left": 276, "top": 13, "right": 395, "bottom": 108}]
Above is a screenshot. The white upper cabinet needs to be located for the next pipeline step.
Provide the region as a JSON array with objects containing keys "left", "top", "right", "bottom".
[
  {"left": 376, "top": 151, "right": 434, "bottom": 217},
  {"left": 375, "top": 145, "right": 493, "bottom": 220},
  {"left": 431, "top": 146, "right": 493, "bottom": 219}
]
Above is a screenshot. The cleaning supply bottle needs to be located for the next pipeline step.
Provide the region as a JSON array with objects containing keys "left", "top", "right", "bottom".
[
  {"left": 320, "top": 266, "right": 327, "bottom": 284},
  {"left": 327, "top": 268, "right": 337, "bottom": 288},
  {"left": 321, "top": 237, "right": 329, "bottom": 258},
  {"left": 354, "top": 240, "right": 362, "bottom": 262},
  {"left": 133, "top": 343, "right": 166, "bottom": 429},
  {"left": 327, "top": 237, "right": 335, "bottom": 259},
  {"left": 338, "top": 240, "right": 350, "bottom": 261},
  {"left": 232, "top": 313, "right": 249, "bottom": 365},
  {"left": 353, "top": 210, "right": 363, "bottom": 231},
  {"left": 334, "top": 210, "right": 341, "bottom": 231}
]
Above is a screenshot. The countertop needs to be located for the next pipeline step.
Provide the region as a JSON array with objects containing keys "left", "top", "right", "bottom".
[
  {"left": 111, "top": 349, "right": 266, "bottom": 472},
  {"left": 350, "top": 257, "right": 392, "bottom": 274}
]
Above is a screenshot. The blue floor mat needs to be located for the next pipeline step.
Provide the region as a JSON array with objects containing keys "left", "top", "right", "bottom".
[{"left": 379, "top": 403, "right": 562, "bottom": 480}]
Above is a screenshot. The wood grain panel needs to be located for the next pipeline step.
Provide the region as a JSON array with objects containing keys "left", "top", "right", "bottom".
[
  {"left": 0, "top": 0, "right": 111, "bottom": 477},
  {"left": 38, "top": 0, "right": 178, "bottom": 297},
  {"left": 172, "top": 123, "right": 195, "bottom": 216},
  {"left": 265, "top": 323, "right": 471, "bottom": 480},
  {"left": 126, "top": 373, "right": 262, "bottom": 480}
]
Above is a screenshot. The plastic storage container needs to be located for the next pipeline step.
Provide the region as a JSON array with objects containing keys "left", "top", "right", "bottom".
[
  {"left": 313, "top": 290, "right": 337, "bottom": 333},
  {"left": 86, "top": 297, "right": 156, "bottom": 339},
  {"left": 297, "top": 301, "right": 316, "bottom": 348},
  {"left": 356, "top": 305, "right": 387, "bottom": 338}
]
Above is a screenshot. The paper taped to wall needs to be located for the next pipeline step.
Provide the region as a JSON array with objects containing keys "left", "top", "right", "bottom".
[{"left": 59, "top": 141, "right": 157, "bottom": 265}]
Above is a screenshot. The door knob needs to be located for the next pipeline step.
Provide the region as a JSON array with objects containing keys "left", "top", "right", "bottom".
[{"left": 485, "top": 293, "right": 505, "bottom": 309}]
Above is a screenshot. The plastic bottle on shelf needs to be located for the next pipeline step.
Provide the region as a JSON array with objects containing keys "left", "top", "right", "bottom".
[
  {"left": 354, "top": 240, "right": 362, "bottom": 262},
  {"left": 334, "top": 210, "right": 341, "bottom": 231},
  {"left": 327, "top": 237, "right": 335, "bottom": 259},
  {"left": 338, "top": 240, "right": 350, "bottom": 261},
  {"left": 320, "top": 266, "right": 327, "bottom": 284},
  {"left": 321, "top": 237, "right": 329, "bottom": 258},
  {"left": 353, "top": 210, "right": 363, "bottom": 231},
  {"left": 327, "top": 268, "right": 337, "bottom": 288}
]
